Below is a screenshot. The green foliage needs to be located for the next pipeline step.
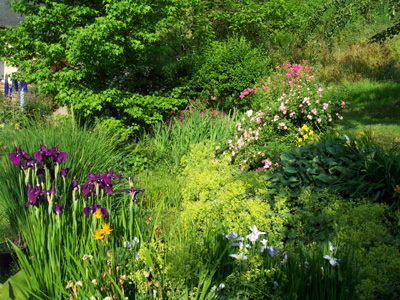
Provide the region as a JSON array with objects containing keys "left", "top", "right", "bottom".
[
  {"left": 264, "top": 132, "right": 400, "bottom": 207},
  {"left": 130, "top": 108, "right": 238, "bottom": 172},
  {"left": 188, "top": 36, "right": 270, "bottom": 111},
  {"left": 179, "top": 143, "right": 290, "bottom": 241}
]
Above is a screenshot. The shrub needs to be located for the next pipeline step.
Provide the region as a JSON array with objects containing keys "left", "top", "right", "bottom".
[
  {"left": 179, "top": 143, "right": 290, "bottom": 242},
  {"left": 188, "top": 36, "right": 270, "bottom": 111},
  {"left": 215, "top": 61, "right": 346, "bottom": 171}
]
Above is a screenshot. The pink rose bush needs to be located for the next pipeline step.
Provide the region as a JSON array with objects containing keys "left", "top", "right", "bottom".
[{"left": 216, "top": 61, "right": 346, "bottom": 171}]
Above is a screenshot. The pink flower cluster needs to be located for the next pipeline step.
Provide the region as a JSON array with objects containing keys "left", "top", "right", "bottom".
[{"left": 218, "top": 61, "right": 346, "bottom": 172}]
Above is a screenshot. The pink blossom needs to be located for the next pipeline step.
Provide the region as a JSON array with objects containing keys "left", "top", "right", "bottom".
[
  {"left": 307, "top": 115, "right": 313, "bottom": 120},
  {"left": 311, "top": 108, "right": 317, "bottom": 115},
  {"left": 317, "top": 118, "right": 322, "bottom": 124}
]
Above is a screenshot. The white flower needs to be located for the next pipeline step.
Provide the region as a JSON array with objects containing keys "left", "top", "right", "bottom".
[
  {"left": 247, "top": 225, "right": 265, "bottom": 243},
  {"left": 246, "top": 110, "right": 253, "bottom": 117},
  {"left": 329, "top": 241, "right": 342, "bottom": 252},
  {"left": 323, "top": 255, "right": 340, "bottom": 267},
  {"left": 217, "top": 283, "right": 225, "bottom": 292},
  {"left": 229, "top": 253, "right": 248, "bottom": 261},
  {"left": 124, "top": 237, "right": 140, "bottom": 249}
]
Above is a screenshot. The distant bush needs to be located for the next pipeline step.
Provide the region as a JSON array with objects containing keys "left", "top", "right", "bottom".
[{"left": 188, "top": 36, "right": 270, "bottom": 111}]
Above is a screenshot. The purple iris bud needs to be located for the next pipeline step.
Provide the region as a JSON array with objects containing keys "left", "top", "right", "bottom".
[
  {"left": 9, "top": 145, "right": 23, "bottom": 166},
  {"left": 20, "top": 164, "right": 29, "bottom": 171},
  {"left": 53, "top": 203, "right": 64, "bottom": 215},
  {"left": 60, "top": 168, "right": 70, "bottom": 178},
  {"left": 72, "top": 179, "right": 79, "bottom": 190}
]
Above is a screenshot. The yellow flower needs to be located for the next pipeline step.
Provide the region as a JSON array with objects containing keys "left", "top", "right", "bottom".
[
  {"left": 94, "top": 208, "right": 103, "bottom": 219},
  {"left": 303, "top": 134, "right": 308, "bottom": 140},
  {"left": 94, "top": 229, "right": 104, "bottom": 240},
  {"left": 395, "top": 185, "right": 400, "bottom": 194},
  {"left": 335, "top": 132, "right": 340, "bottom": 137},
  {"left": 101, "top": 222, "right": 113, "bottom": 235},
  {"left": 309, "top": 130, "right": 314, "bottom": 135},
  {"left": 359, "top": 131, "right": 365, "bottom": 137},
  {"left": 297, "top": 138, "right": 303, "bottom": 143},
  {"left": 301, "top": 124, "right": 309, "bottom": 132}
]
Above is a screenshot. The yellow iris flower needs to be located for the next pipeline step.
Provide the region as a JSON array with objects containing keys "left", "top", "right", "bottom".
[
  {"left": 94, "top": 229, "right": 104, "bottom": 240},
  {"left": 101, "top": 222, "right": 113, "bottom": 235},
  {"left": 94, "top": 208, "right": 103, "bottom": 219}
]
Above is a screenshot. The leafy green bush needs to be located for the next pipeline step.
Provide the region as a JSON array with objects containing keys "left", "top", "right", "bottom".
[
  {"left": 179, "top": 143, "right": 290, "bottom": 242},
  {"left": 188, "top": 36, "right": 270, "bottom": 111}
]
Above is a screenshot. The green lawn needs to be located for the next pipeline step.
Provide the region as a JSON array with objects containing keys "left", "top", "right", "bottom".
[{"left": 332, "top": 79, "right": 400, "bottom": 148}]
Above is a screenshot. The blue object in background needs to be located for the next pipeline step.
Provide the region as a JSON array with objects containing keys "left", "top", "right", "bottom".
[{"left": 4, "top": 75, "right": 9, "bottom": 97}]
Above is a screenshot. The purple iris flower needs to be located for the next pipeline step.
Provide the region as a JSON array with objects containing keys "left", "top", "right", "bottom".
[
  {"left": 34, "top": 144, "right": 50, "bottom": 162},
  {"left": 81, "top": 181, "right": 93, "bottom": 195},
  {"left": 106, "top": 168, "right": 122, "bottom": 182},
  {"left": 47, "top": 145, "right": 68, "bottom": 164},
  {"left": 119, "top": 187, "right": 145, "bottom": 196},
  {"left": 36, "top": 166, "right": 45, "bottom": 177},
  {"left": 261, "top": 246, "right": 279, "bottom": 257},
  {"left": 9, "top": 145, "right": 24, "bottom": 166},
  {"left": 87, "top": 172, "right": 99, "bottom": 183},
  {"left": 53, "top": 203, "right": 64, "bottom": 215},
  {"left": 60, "top": 168, "right": 70, "bottom": 178},
  {"left": 83, "top": 202, "right": 107, "bottom": 219},
  {"left": 25, "top": 183, "right": 43, "bottom": 208},
  {"left": 100, "top": 173, "right": 113, "bottom": 194}
]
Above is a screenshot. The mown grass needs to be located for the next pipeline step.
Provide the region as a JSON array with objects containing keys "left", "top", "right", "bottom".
[{"left": 330, "top": 79, "right": 400, "bottom": 148}]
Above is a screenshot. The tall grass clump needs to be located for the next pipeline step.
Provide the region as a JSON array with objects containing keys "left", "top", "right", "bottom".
[{"left": 130, "top": 108, "right": 239, "bottom": 172}]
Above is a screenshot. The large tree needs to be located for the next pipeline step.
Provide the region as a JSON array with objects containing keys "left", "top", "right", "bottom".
[
  {"left": 1, "top": 0, "right": 192, "bottom": 133},
  {"left": 0, "top": 0, "right": 306, "bottom": 134}
]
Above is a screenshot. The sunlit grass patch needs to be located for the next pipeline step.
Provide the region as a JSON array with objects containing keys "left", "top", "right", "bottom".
[{"left": 331, "top": 79, "right": 400, "bottom": 149}]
